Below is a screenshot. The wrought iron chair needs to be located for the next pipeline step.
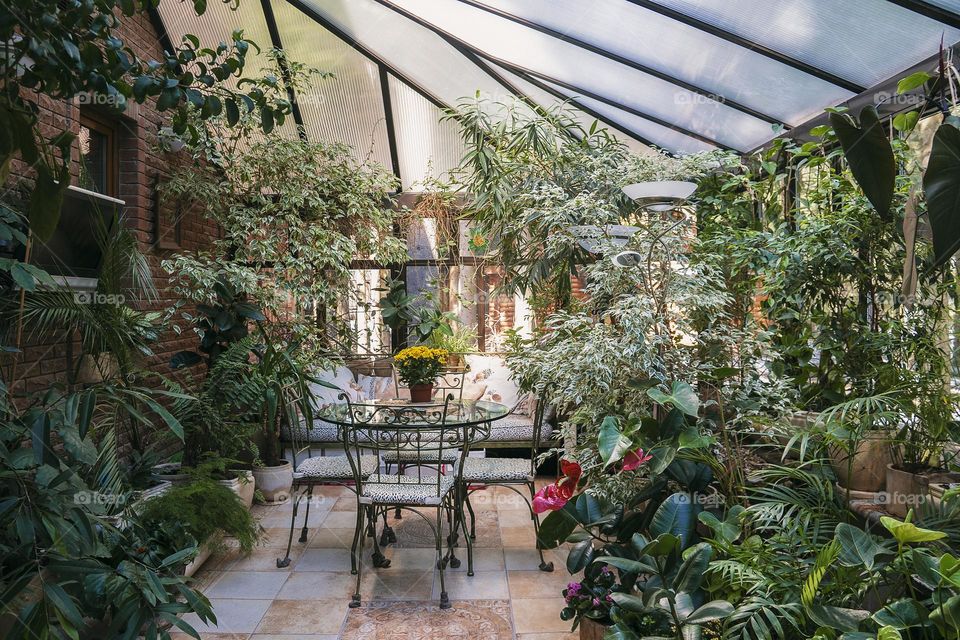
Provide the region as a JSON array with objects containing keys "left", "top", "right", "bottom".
[
  {"left": 382, "top": 365, "right": 469, "bottom": 526},
  {"left": 275, "top": 395, "right": 379, "bottom": 570},
  {"left": 459, "top": 397, "right": 555, "bottom": 573},
  {"left": 340, "top": 393, "right": 482, "bottom": 610}
]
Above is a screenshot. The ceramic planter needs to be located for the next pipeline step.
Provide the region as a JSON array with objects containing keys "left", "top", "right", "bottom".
[
  {"left": 828, "top": 431, "right": 892, "bottom": 493},
  {"left": 183, "top": 541, "right": 213, "bottom": 578},
  {"left": 252, "top": 460, "right": 293, "bottom": 503},
  {"left": 929, "top": 481, "right": 960, "bottom": 510},
  {"left": 151, "top": 462, "right": 191, "bottom": 485},
  {"left": 886, "top": 464, "right": 931, "bottom": 517},
  {"left": 222, "top": 469, "right": 255, "bottom": 509},
  {"left": 409, "top": 383, "right": 433, "bottom": 403}
]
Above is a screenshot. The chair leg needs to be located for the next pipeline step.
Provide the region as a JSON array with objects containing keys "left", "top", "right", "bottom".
[
  {"left": 445, "top": 500, "right": 460, "bottom": 569},
  {"left": 436, "top": 506, "right": 450, "bottom": 609},
  {"left": 464, "top": 490, "right": 477, "bottom": 540},
  {"left": 298, "top": 484, "right": 313, "bottom": 543},
  {"left": 527, "top": 481, "right": 554, "bottom": 572},
  {"left": 369, "top": 506, "right": 391, "bottom": 569},
  {"left": 394, "top": 465, "right": 404, "bottom": 519},
  {"left": 379, "top": 509, "right": 396, "bottom": 547},
  {"left": 276, "top": 487, "right": 304, "bottom": 568},
  {"left": 350, "top": 501, "right": 363, "bottom": 575},
  {"left": 457, "top": 485, "right": 475, "bottom": 576},
  {"left": 351, "top": 505, "right": 365, "bottom": 608}
]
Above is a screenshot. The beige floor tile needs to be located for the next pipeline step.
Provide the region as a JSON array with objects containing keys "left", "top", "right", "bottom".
[
  {"left": 503, "top": 548, "right": 566, "bottom": 572},
  {"left": 206, "top": 571, "right": 290, "bottom": 599},
  {"left": 433, "top": 571, "right": 509, "bottom": 600},
  {"left": 259, "top": 527, "right": 317, "bottom": 549},
  {"left": 180, "top": 598, "right": 272, "bottom": 634},
  {"left": 170, "top": 633, "right": 250, "bottom": 640},
  {"left": 382, "top": 547, "right": 438, "bottom": 571},
  {"left": 253, "top": 599, "right": 347, "bottom": 635},
  {"left": 511, "top": 598, "right": 573, "bottom": 634},
  {"left": 517, "top": 634, "right": 578, "bottom": 640},
  {"left": 331, "top": 496, "right": 358, "bottom": 511},
  {"left": 317, "top": 509, "right": 365, "bottom": 529},
  {"left": 252, "top": 635, "right": 338, "bottom": 640},
  {"left": 307, "top": 527, "right": 361, "bottom": 549},
  {"left": 360, "top": 568, "right": 435, "bottom": 601},
  {"left": 497, "top": 508, "right": 536, "bottom": 527},
  {"left": 276, "top": 572, "right": 358, "bottom": 600},
  {"left": 449, "top": 547, "right": 505, "bottom": 572},
  {"left": 507, "top": 570, "right": 573, "bottom": 600},
  {"left": 229, "top": 546, "right": 304, "bottom": 572},
  {"left": 500, "top": 526, "right": 537, "bottom": 548}
]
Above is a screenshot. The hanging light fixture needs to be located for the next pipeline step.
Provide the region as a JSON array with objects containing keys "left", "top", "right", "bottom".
[
  {"left": 621, "top": 180, "right": 697, "bottom": 211},
  {"left": 611, "top": 250, "right": 643, "bottom": 268}
]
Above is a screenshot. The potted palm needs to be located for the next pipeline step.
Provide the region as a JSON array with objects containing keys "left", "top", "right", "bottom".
[{"left": 394, "top": 345, "right": 448, "bottom": 402}]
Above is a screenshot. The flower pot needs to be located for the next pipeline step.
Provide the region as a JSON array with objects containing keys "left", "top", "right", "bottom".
[
  {"left": 579, "top": 618, "right": 607, "bottom": 640},
  {"left": 886, "top": 463, "right": 930, "bottom": 517},
  {"left": 829, "top": 431, "right": 892, "bottom": 493},
  {"left": 151, "top": 462, "right": 191, "bottom": 485},
  {"left": 183, "top": 541, "right": 213, "bottom": 578},
  {"left": 929, "top": 481, "right": 960, "bottom": 510},
  {"left": 252, "top": 460, "right": 293, "bottom": 503},
  {"left": 221, "top": 469, "right": 255, "bottom": 509},
  {"left": 409, "top": 383, "right": 434, "bottom": 403}
]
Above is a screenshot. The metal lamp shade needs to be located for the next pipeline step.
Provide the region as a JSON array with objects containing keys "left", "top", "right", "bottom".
[
  {"left": 622, "top": 181, "right": 697, "bottom": 210},
  {"left": 568, "top": 224, "right": 641, "bottom": 254}
]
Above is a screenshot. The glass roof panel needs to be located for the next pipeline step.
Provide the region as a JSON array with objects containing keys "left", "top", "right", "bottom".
[
  {"left": 486, "top": 64, "right": 656, "bottom": 156},
  {"left": 653, "top": 0, "right": 960, "bottom": 89},
  {"left": 271, "top": 1, "right": 393, "bottom": 171},
  {"left": 388, "top": 74, "right": 468, "bottom": 190},
  {"left": 156, "top": 0, "right": 299, "bottom": 139},
  {"left": 295, "top": 0, "right": 516, "bottom": 109},
  {"left": 540, "top": 80, "right": 718, "bottom": 155},
  {"left": 386, "top": 0, "right": 775, "bottom": 151},
  {"left": 475, "top": 0, "right": 853, "bottom": 127}
]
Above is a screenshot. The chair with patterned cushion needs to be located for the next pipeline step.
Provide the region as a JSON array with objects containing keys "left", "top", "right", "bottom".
[
  {"left": 339, "top": 394, "right": 483, "bottom": 610},
  {"left": 458, "top": 397, "right": 555, "bottom": 573}
]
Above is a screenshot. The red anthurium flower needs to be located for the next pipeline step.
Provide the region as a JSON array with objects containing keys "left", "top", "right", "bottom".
[
  {"left": 532, "top": 458, "right": 583, "bottom": 514},
  {"left": 621, "top": 449, "right": 653, "bottom": 472}
]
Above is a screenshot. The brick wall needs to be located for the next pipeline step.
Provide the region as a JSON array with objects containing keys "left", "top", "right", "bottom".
[{"left": 5, "top": 13, "right": 218, "bottom": 409}]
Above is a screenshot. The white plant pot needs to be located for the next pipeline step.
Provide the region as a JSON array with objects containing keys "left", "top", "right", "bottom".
[
  {"left": 151, "top": 462, "right": 191, "bottom": 485},
  {"left": 183, "top": 542, "right": 213, "bottom": 578},
  {"left": 220, "top": 470, "right": 255, "bottom": 509},
  {"left": 252, "top": 460, "right": 293, "bottom": 503}
]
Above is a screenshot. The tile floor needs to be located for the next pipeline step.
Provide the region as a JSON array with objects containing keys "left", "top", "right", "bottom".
[{"left": 172, "top": 482, "right": 577, "bottom": 640}]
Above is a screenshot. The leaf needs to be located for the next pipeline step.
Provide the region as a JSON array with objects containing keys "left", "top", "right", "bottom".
[
  {"left": 566, "top": 539, "right": 594, "bottom": 573},
  {"left": 829, "top": 105, "right": 896, "bottom": 220},
  {"left": 892, "top": 111, "right": 919, "bottom": 133},
  {"left": 684, "top": 599, "right": 734, "bottom": 624},
  {"left": 650, "top": 492, "right": 698, "bottom": 548},
  {"left": 698, "top": 505, "right": 744, "bottom": 544},
  {"left": 880, "top": 516, "right": 947, "bottom": 544},
  {"left": 872, "top": 599, "right": 928, "bottom": 629},
  {"left": 536, "top": 502, "right": 579, "bottom": 549},
  {"left": 647, "top": 381, "right": 699, "bottom": 416},
  {"left": 930, "top": 594, "right": 960, "bottom": 634},
  {"left": 877, "top": 626, "right": 902, "bottom": 640},
  {"left": 834, "top": 523, "right": 889, "bottom": 571},
  {"left": 897, "top": 71, "right": 934, "bottom": 94},
  {"left": 28, "top": 166, "right": 68, "bottom": 242},
  {"left": 923, "top": 120, "right": 960, "bottom": 269},
  {"left": 674, "top": 543, "right": 712, "bottom": 593},
  {"left": 598, "top": 416, "right": 633, "bottom": 469},
  {"left": 170, "top": 351, "right": 203, "bottom": 369},
  {"left": 807, "top": 605, "right": 869, "bottom": 632},
  {"left": 802, "top": 539, "right": 840, "bottom": 608}
]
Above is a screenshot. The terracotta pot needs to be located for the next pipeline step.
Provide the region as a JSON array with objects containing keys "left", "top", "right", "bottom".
[
  {"left": 409, "top": 383, "right": 433, "bottom": 403},
  {"left": 886, "top": 463, "right": 930, "bottom": 517},
  {"left": 252, "top": 460, "right": 293, "bottom": 503},
  {"left": 829, "top": 431, "right": 892, "bottom": 493},
  {"left": 579, "top": 618, "right": 607, "bottom": 640}
]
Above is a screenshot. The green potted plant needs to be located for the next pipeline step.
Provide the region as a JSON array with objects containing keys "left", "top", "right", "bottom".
[
  {"left": 393, "top": 345, "right": 448, "bottom": 402},
  {"left": 139, "top": 473, "right": 262, "bottom": 576},
  {"left": 428, "top": 322, "right": 477, "bottom": 367}
]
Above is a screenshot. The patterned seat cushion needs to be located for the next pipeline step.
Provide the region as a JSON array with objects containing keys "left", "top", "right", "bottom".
[
  {"left": 461, "top": 457, "right": 534, "bottom": 482},
  {"left": 294, "top": 455, "right": 378, "bottom": 480},
  {"left": 382, "top": 446, "right": 460, "bottom": 464},
  {"left": 487, "top": 416, "right": 555, "bottom": 443},
  {"left": 283, "top": 419, "right": 340, "bottom": 444},
  {"left": 359, "top": 474, "right": 455, "bottom": 506}
]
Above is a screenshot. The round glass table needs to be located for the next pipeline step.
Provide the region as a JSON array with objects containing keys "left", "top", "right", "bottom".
[{"left": 314, "top": 398, "right": 510, "bottom": 430}]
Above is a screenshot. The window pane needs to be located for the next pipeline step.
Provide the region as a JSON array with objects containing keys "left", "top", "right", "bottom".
[{"left": 78, "top": 125, "right": 109, "bottom": 195}]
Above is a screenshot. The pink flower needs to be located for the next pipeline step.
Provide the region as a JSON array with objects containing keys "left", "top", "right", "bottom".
[
  {"left": 621, "top": 448, "right": 653, "bottom": 472},
  {"left": 532, "top": 459, "right": 583, "bottom": 514}
]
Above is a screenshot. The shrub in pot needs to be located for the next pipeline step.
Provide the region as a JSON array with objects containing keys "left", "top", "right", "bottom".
[{"left": 139, "top": 474, "right": 263, "bottom": 575}]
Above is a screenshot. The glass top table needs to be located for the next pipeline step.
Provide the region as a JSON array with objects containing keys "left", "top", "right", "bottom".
[{"left": 315, "top": 399, "right": 510, "bottom": 429}]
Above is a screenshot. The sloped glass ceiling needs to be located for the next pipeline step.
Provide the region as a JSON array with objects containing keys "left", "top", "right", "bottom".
[{"left": 155, "top": 0, "right": 960, "bottom": 168}]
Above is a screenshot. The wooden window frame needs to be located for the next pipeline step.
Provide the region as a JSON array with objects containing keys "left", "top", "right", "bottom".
[{"left": 78, "top": 111, "right": 118, "bottom": 198}]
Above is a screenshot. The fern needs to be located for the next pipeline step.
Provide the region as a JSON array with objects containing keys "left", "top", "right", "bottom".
[
  {"left": 801, "top": 539, "right": 840, "bottom": 608},
  {"left": 723, "top": 597, "right": 803, "bottom": 640}
]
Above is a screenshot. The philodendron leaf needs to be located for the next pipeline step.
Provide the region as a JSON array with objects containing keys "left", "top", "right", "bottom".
[
  {"left": 930, "top": 594, "right": 960, "bottom": 635},
  {"left": 807, "top": 605, "right": 870, "bottom": 632},
  {"left": 877, "top": 626, "right": 903, "bottom": 640},
  {"left": 598, "top": 416, "right": 633, "bottom": 469},
  {"left": 834, "top": 523, "right": 890, "bottom": 571},
  {"left": 880, "top": 516, "right": 947, "bottom": 544},
  {"left": 648, "top": 381, "right": 699, "bottom": 416},
  {"left": 939, "top": 553, "right": 960, "bottom": 588},
  {"left": 872, "top": 598, "right": 929, "bottom": 630},
  {"left": 923, "top": 118, "right": 960, "bottom": 269},
  {"left": 684, "top": 600, "right": 734, "bottom": 625},
  {"left": 829, "top": 105, "right": 896, "bottom": 220}
]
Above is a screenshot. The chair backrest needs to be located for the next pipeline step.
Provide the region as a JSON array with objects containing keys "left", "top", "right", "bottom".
[
  {"left": 504, "top": 395, "right": 548, "bottom": 477},
  {"left": 432, "top": 366, "right": 468, "bottom": 401},
  {"left": 338, "top": 394, "right": 484, "bottom": 499}
]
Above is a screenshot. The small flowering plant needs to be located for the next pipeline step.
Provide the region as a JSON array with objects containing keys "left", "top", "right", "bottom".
[
  {"left": 560, "top": 565, "right": 619, "bottom": 628},
  {"left": 393, "top": 345, "right": 448, "bottom": 386}
]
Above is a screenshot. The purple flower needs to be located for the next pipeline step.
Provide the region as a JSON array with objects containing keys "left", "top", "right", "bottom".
[
  {"left": 567, "top": 582, "right": 581, "bottom": 593},
  {"left": 601, "top": 566, "right": 611, "bottom": 574},
  {"left": 592, "top": 598, "right": 601, "bottom": 607},
  {"left": 605, "top": 594, "right": 613, "bottom": 602}
]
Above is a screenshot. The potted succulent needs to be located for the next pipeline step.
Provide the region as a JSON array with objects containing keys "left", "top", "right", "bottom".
[{"left": 394, "top": 345, "right": 448, "bottom": 402}]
